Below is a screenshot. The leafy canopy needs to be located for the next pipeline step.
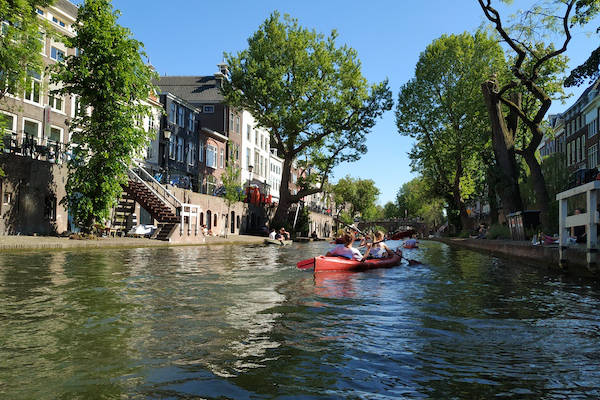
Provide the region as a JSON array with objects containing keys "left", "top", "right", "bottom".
[
  {"left": 50, "top": 0, "right": 157, "bottom": 231},
  {"left": 221, "top": 148, "right": 243, "bottom": 209},
  {"left": 396, "top": 31, "right": 505, "bottom": 215},
  {"left": 0, "top": 0, "right": 54, "bottom": 171},
  {"left": 332, "top": 175, "right": 380, "bottom": 223},
  {"left": 0, "top": 0, "right": 53, "bottom": 100},
  {"left": 222, "top": 12, "right": 392, "bottom": 205}
]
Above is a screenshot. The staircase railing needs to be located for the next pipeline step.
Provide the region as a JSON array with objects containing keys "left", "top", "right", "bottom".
[{"left": 125, "top": 162, "right": 182, "bottom": 214}]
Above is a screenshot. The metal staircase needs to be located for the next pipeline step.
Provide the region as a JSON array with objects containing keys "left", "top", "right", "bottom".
[{"left": 121, "top": 163, "right": 183, "bottom": 241}]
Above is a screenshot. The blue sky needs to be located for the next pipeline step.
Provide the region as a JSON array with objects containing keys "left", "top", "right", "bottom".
[{"left": 104, "top": 0, "right": 599, "bottom": 205}]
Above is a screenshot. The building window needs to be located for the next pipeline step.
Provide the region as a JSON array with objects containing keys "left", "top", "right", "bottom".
[
  {"left": 229, "top": 111, "right": 234, "bottom": 132},
  {"left": 147, "top": 142, "right": 154, "bottom": 160},
  {"left": 169, "top": 103, "right": 176, "bottom": 123},
  {"left": 206, "top": 145, "right": 217, "bottom": 168},
  {"left": 52, "top": 16, "right": 66, "bottom": 28},
  {"left": 49, "top": 93, "right": 64, "bottom": 112},
  {"left": 246, "top": 147, "right": 250, "bottom": 169},
  {"left": 176, "top": 137, "right": 184, "bottom": 162},
  {"left": 254, "top": 151, "right": 260, "bottom": 176},
  {"left": 36, "top": 8, "right": 44, "bottom": 15},
  {"left": 214, "top": 214, "right": 217, "bottom": 227},
  {"left": 38, "top": 32, "right": 45, "bottom": 55},
  {"left": 247, "top": 124, "right": 251, "bottom": 141},
  {"left": 220, "top": 148, "right": 224, "bottom": 168},
  {"left": 188, "top": 143, "right": 194, "bottom": 165},
  {"left": 235, "top": 116, "right": 240, "bottom": 133},
  {"left": 188, "top": 112, "right": 194, "bottom": 132},
  {"left": 589, "top": 144, "right": 598, "bottom": 169},
  {"left": 0, "top": 112, "right": 16, "bottom": 133},
  {"left": 3, "top": 192, "right": 12, "bottom": 205},
  {"left": 71, "top": 95, "right": 81, "bottom": 118},
  {"left": 50, "top": 46, "right": 64, "bottom": 61},
  {"left": 48, "top": 126, "right": 62, "bottom": 142},
  {"left": 199, "top": 142, "right": 205, "bottom": 163},
  {"left": 203, "top": 105, "right": 214, "bottom": 113},
  {"left": 178, "top": 106, "right": 185, "bottom": 128},
  {"left": 255, "top": 130, "right": 258, "bottom": 145},
  {"left": 24, "top": 72, "right": 42, "bottom": 104},
  {"left": 169, "top": 137, "right": 175, "bottom": 159},
  {"left": 23, "top": 119, "right": 40, "bottom": 139},
  {"left": 44, "top": 195, "right": 57, "bottom": 221}
]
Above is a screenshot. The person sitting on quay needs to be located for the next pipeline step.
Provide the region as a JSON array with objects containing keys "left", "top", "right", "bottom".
[
  {"left": 276, "top": 227, "right": 290, "bottom": 240},
  {"left": 311, "top": 231, "right": 318, "bottom": 240},
  {"left": 269, "top": 228, "right": 277, "bottom": 240}
]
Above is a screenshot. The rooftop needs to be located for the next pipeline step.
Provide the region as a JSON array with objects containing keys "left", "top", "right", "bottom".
[
  {"left": 54, "top": 0, "right": 78, "bottom": 18},
  {"left": 157, "top": 76, "right": 224, "bottom": 104}
]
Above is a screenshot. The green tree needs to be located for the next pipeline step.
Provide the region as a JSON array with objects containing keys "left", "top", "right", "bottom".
[
  {"left": 565, "top": 0, "right": 600, "bottom": 86},
  {"left": 332, "top": 176, "right": 380, "bottom": 222},
  {"left": 222, "top": 12, "right": 392, "bottom": 228},
  {"left": 396, "top": 31, "right": 505, "bottom": 231},
  {"left": 0, "top": 0, "right": 54, "bottom": 172},
  {"left": 0, "top": 0, "right": 53, "bottom": 101},
  {"left": 478, "top": 0, "right": 596, "bottom": 228},
  {"left": 221, "top": 154, "right": 242, "bottom": 237},
  {"left": 396, "top": 176, "right": 445, "bottom": 229},
  {"left": 50, "top": 0, "right": 157, "bottom": 232},
  {"left": 382, "top": 201, "right": 400, "bottom": 219}
]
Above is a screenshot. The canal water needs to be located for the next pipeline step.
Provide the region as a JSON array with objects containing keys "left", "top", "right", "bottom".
[{"left": 1, "top": 240, "right": 600, "bottom": 399}]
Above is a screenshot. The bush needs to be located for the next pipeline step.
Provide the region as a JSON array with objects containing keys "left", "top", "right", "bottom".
[
  {"left": 486, "top": 224, "right": 510, "bottom": 240},
  {"left": 458, "top": 230, "right": 470, "bottom": 238}
]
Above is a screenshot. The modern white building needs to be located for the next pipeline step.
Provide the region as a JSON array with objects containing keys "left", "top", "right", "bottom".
[
  {"left": 241, "top": 110, "right": 272, "bottom": 191},
  {"left": 268, "top": 148, "right": 283, "bottom": 203}
]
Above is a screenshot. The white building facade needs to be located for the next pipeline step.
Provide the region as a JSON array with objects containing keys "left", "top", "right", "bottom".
[
  {"left": 268, "top": 149, "right": 283, "bottom": 203},
  {"left": 241, "top": 110, "right": 272, "bottom": 191}
]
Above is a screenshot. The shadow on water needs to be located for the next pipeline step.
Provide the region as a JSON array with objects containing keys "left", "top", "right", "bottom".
[{"left": 1, "top": 241, "right": 600, "bottom": 399}]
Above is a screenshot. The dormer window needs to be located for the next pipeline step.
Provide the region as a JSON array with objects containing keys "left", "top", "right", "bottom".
[{"left": 52, "top": 16, "right": 66, "bottom": 28}]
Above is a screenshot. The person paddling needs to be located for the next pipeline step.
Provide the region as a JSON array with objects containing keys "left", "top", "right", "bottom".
[
  {"left": 364, "top": 231, "right": 395, "bottom": 259},
  {"left": 326, "top": 232, "right": 370, "bottom": 261}
]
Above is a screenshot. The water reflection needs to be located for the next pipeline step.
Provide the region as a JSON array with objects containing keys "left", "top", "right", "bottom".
[{"left": 1, "top": 241, "right": 600, "bottom": 398}]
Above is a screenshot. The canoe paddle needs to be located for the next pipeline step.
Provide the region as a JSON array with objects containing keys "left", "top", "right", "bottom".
[{"left": 296, "top": 257, "right": 316, "bottom": 270}]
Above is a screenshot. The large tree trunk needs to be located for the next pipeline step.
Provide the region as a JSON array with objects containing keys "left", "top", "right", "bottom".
[
  {"left": 459, "top": 202, "right": 471, "bottom": 232},
  {"left": 481, "top": 79, "right": 523, "bottom": 218},
  {"left": 523, "top": 149, "right": 551, "bottom": 229},
  {"left": 271, "top": 157, "right": 293, "bottom": 229},
  {"left": 487, "top": 168, "right": 500, "bottom": 225}
]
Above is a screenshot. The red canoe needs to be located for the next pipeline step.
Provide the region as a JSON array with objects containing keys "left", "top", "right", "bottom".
[{"left": 298, "top": 254, "right": 403, "bottom": 272}]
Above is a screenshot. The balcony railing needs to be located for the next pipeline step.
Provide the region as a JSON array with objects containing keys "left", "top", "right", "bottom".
[{"left": 2, "top": 132, "right": 75, "bottom": 164}]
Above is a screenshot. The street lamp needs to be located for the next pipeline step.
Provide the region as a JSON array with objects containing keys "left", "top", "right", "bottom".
[
  {"left": 248, "top": 164, "right": 254, "bottom": 186},
  {"left": 163, "top": 129, "right": 171, "bottom": 185}
]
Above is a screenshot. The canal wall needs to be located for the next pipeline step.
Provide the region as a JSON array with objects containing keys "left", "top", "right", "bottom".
[
  {"left": 0, "top": 234, "right": 267, "bottom": 252},
  {"left": 0, "top": 153, "right": 69, "bottom": 235},
  {"left": 434, "top": 237, "right": 595, "bottom": 277}
]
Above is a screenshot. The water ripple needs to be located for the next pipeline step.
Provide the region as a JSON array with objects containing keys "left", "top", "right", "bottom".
[{"left": 1, "top": 242, "right": 600, "bottom": 398}]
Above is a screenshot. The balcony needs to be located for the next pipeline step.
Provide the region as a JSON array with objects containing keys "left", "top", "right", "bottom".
[{"left": 2, "top": 132, "right": 74, "bottom": 164}]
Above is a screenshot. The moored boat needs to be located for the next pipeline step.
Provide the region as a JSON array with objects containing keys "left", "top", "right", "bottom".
[
  {"left": 391, "top": 229, "right": 416, "bottom": 240},
  {"left": 298, "top": 253, "right": 403, "bottom": 272},
  {"left": 264, "top": 238, "right": 293, "bottom": 246}
]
